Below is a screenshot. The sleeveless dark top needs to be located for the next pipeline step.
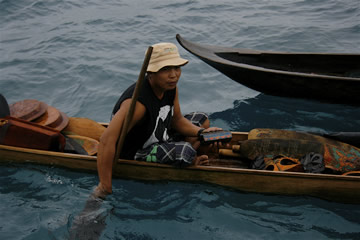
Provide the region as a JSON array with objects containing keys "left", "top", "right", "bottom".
[{"left": 112, "top": 77, "right": 176, "bottom": 159}]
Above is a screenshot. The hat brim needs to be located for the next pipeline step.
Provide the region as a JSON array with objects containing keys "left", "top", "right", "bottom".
[
  {"left": 54, "top": 111, "right": 69, "bottom": 131},
  {"left": 147, "top": 58, "right": 188, "bottom": 73},
  {"left": 33, "top": 105, "right": 61, "bottom": 127},
  {"left": 10, "top": 100, "right": 48, "bottom": 122}
]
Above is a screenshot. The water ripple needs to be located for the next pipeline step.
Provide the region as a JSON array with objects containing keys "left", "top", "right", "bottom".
[{"left": 1, "top": 0, "right": 360, "bottom": 239}]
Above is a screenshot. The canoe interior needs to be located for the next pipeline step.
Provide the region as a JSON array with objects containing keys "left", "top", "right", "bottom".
[
  {"left": 216, "top": 52, "right": 360, "bottom": 78},
  {"left": 1, "top": 129, "right": 360, "bottom": 204}
]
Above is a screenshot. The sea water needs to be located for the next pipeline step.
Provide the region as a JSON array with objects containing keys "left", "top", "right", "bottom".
[{"left": 1, "top": 0, "right": 360, "bottom": 239}]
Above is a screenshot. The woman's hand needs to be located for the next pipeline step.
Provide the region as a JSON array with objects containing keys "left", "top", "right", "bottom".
[
  {"left": 92, "top": 183, "right": 111, "bottom": 200},
  {"left": 192, "top": 155, "right": 210, "bottom": 166},
  {"left": 202, "top": 127, "right": 223, "bottom": 133}
]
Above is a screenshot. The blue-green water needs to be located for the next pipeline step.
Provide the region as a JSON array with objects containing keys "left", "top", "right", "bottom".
[{"left": 1, "top": 0, "right": 360, "bottom": 239}]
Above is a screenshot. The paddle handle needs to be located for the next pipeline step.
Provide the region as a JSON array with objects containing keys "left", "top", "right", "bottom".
[{"left": 113, "top": 46, "right": 153, "bottom": 167}]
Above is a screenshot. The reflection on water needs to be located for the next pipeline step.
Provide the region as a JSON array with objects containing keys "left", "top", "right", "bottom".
[
  {"left": 1, "top": 160, "right": 360, "bottom": 239},
  {"left": 210, "top": 94, "right": 360, "bottom": 133}
]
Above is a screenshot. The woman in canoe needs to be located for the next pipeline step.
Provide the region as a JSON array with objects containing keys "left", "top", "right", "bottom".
[{"left": 96, "top": 42, "right": 222, "bottom": 195}]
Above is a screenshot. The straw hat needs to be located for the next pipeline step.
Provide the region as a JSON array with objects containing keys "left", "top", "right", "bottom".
[
  {"left": 9, "top": 99, "right": 48, "bottom": 121},
  {"left": 33, "top": 105, "right": 61, "bottom": 127},
  {"left": 147, "top": 43, "right": 188, "bottom": 72}
]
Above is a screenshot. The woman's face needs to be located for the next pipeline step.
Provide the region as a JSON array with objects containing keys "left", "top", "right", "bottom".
[{"left": 150, "top": 66, "right": 182, "bottom": 92}]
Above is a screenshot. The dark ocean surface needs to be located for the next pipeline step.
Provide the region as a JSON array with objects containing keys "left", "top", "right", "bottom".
[{"left": 1, "top": 0, "right": 360, "bottom": 239}]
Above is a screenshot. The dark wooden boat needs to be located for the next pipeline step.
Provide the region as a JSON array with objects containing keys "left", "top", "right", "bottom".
[
  {"left": 176, "top": 34, "right": 360, "bottom": 106},
  {"left": 1, "top": 126, "right": 360, "bottom": 204}
]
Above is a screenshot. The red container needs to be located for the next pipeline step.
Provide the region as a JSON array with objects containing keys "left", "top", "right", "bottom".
[{"left": 0, "top": 116, "right": 65, "bottom": 151}]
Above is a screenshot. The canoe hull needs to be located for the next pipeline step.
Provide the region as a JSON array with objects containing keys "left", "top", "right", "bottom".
[
  {"left": 1, "top": 144, "right": 360, "bottom": 204},
  {"left": 204, "top": 59, "right": 360, "bottom": 104},
  {"left": 176, "top": 34, "right": 360, "bottom": 105}
]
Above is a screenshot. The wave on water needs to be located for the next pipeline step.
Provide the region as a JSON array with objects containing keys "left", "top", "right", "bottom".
[
  {"left": 1, "top": 0, "right": 360, "bottom": 239},
  {"left": 1, "top": 164, "right": 360, "bottom": 239}
]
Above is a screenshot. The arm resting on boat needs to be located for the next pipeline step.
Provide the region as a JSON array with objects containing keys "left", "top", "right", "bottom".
[
  {"left": 171, "top": 88, "right": 221, "bottom": 137},
  {"left": 170, "top": 88, "right": 224, "bottom": 161}
]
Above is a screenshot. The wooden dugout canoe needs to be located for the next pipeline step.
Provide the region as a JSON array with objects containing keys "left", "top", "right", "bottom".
[
  {"left": 1, "top": 131, "right": 360, "bottom": 204},
  {"left": 176, "top": 34, "right": 360, "bottom": 106}
]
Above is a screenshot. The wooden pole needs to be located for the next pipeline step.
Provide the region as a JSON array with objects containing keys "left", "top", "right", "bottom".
[{"left": 112, "top": 46, "right": 153, "bottom": 168}]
